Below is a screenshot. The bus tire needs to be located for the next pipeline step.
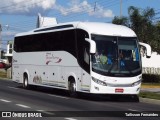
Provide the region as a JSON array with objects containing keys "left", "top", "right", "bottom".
[
  {"left": 23, "top": 74, "right": 29, "bottom": 89},
  {"left": 131, "top": 95, "right": 139, "bottom": 102},
  {"left": 68, "top": 77, "right": 77, "bottom": 97}
]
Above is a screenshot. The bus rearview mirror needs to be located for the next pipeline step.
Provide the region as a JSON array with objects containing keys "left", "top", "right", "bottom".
[
  {"left": 139, "top": 42, "right": 151, "bottom": 58},
  {"left": 85, "top": 38, "right": 96, "bottom": 54}
]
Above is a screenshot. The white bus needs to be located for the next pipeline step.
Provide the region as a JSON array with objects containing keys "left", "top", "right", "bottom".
[{"left": 12, "top": 22, "right": 151, "bottom": 96}]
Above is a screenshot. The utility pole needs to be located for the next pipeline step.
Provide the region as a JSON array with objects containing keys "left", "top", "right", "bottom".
[
  {"left": 94, "top": 2, "right": 97, "bottom": 12},
  {"left": 120, "top": 0, "right": 122, "bottom": 18}
]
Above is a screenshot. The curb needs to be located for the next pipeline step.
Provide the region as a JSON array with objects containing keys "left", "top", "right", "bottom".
[{"left": 140, "top": 97, "right": 160, "bottom": 105}]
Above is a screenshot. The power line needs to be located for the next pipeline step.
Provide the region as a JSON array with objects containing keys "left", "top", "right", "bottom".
[
  {"left": 8, "top": 0, "right": 118, "bottom": 22},
  {"left": 2, "top": 0, "right": 119, "bottom": 31},
  {"left": 0, "top": 0, "right": 125, "bottom": 50},
  {"left": 52, "top": 0, "right": 121, "bottom": 22},
  {"left": 1, "top": 0, "right": 125, "bottom": 33},
  {"left": 50, "top": 0, "right": 124, "bottom": 22}
]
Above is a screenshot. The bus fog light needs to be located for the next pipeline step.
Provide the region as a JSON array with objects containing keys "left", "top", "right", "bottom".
[{"left": 92, "top": 77, "right": 107, "bottom": 86}]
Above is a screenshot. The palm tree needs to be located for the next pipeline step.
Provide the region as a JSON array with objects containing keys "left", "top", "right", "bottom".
[
  {"left": 112, "top": 16, "right": 129, "bottom": 27},
  {"left": 112, "top": 6, "right": 160, "bottom": 53},
  {"left": 154, "top": 21, "right": 160, "bottom": 53},
  {"left": 128, "top": 6, "right": 155, "bottom": 43}
]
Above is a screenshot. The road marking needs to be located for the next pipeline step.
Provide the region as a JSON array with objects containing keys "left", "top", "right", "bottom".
[
  {"left": 128, "top": 109, "right": 139, "bottom": 112},
  {"left": 16, "top": 104, "right": 31, "bottom": 108},
  {"left": 0, "top": 99, "right": 11, "bottom": 103},
  {"left": 8, "top": 86, "right": 19, "bottom": 89},
  {"left": 65, "top": 118, "right": 78, "bottom": 120},
  {"left": 48, "top": 94, "right": 69, "bottom": 99},
  {"left": 37, "top": 110, "right": 45, "bottom": 112}
]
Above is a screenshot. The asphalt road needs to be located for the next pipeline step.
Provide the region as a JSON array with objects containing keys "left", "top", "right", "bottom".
[{"left": 0, "top": 79, "right": 160, "bottom": 120}]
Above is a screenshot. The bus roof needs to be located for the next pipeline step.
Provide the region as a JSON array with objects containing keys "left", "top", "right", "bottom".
[
  {"left": 15, "top": 22, "right": 136, "bottom": 37},
  {"left": 77, "top": 22, "right": 136, "bottom": 37}
]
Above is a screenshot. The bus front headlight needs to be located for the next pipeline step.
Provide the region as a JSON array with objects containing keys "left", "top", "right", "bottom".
[
  {"left": 92, "top": 77, "right": 107, "bottom": 86},
  {"left": 132, "top": 80, "right": 141, "bottom": 87}
]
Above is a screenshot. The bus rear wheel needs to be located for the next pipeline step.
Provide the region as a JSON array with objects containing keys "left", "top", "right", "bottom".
[
  {"left": 23, "top": 75, "right": 29, "bottom": 89},
  {"left": 68, "top": 79, "right": 77, "bottom": 97}
]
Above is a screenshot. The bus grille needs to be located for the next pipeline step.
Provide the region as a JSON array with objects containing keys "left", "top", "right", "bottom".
[{"left": 107, "top": 83, "right": 132, "bottom": 87}]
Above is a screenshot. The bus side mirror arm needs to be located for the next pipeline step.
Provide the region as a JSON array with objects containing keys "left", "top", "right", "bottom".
[
  {"left": 85, "top": 38, "right": 96, "bottom": 54},
  {"left": 139, "top": 42, "right": 151, "bottom": 58}
]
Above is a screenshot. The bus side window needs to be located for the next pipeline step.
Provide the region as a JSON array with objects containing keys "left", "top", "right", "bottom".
[{"left": 76, "top": 29, "right": 90, "bottom": 73}]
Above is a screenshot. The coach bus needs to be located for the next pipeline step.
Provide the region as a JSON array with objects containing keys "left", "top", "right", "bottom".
[{"left": 12, "top": 22, "right": 151, "bottom": 97}]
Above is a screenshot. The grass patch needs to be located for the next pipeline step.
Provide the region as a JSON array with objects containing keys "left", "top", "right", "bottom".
[
  {"left": 140, "top": 83, "right": 160, "bottom": 100},
  {"left": 0, "top": 70, "right": 7, "bottom": 78},
  {"left": 139, "top": 92, "right": 160, "bottom": 100}
]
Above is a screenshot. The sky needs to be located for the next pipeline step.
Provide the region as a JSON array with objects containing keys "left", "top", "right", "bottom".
[{"left": 0, "top": 0, "right": 160, "bottom": 50}]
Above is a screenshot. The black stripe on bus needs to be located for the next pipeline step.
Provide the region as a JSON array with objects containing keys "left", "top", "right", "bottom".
[{"left": 34, "top": 24, "right": 74, "bottom": 32}]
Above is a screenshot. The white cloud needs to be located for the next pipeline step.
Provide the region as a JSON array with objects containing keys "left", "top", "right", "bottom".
[
  {"left": 0, "top": 0, "right": 56, "bottom": 15},
  {"left": 92, "top": 3, "right": 114, "bottom": 18},
  {"left": 0, "top": 0, "right": 114, "bottom": 18},
  {"left": 54, "top": 0, "right": 114, "bottom": 18}
]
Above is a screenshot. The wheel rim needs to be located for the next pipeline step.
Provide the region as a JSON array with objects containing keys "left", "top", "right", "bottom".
[
  {"left": 24, "top": 77, "right": 28, "bottom": 88},
  {"left": 69, "top": 81, "right": 76, "bottom": 97},
  {"left": 71, "top": 82, "right": 76, "bottom": 93}
]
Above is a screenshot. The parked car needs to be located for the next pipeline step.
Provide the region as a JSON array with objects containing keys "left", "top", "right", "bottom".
[{"left": 0, "top": 62, "right": 6, "bottom": 68}]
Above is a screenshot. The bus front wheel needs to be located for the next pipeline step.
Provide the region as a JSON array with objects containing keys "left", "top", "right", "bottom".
[{"left": 68, "top": 78, "right": 77, "bottom": 97}]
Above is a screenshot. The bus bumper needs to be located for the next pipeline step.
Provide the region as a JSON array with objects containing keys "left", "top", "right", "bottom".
[{"left": 90, "top": 81, "right": 141, "bottom": 95}]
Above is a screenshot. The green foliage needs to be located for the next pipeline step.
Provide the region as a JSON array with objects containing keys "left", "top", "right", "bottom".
[
  {"left": 139, "top": 92, "right": 160, "bottom": 100},
  {"left": 112, "top": 16, "right": 129, "bottom": 26},
  {"left": 112, "top": 6, "right": 160, "bottom": 54}
]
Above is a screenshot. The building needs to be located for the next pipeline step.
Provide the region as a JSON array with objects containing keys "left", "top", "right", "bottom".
[{"left": 5, "top": 41, "right": 13, "bottom": 64}]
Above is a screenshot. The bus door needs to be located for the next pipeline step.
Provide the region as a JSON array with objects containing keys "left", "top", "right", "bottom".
[
  {"left": 81, "top": 69, "right": 91, "bottom": 92},
  {"left": 81, "top": 42, "right": 91, "bottom": 92}
]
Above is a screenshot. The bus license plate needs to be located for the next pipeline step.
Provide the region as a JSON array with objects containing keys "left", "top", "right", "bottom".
[{"left": 115, "top": 88, "right": 124, "bottom": 93}]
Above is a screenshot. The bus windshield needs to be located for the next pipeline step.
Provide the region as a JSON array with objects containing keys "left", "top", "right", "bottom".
[{"left": 91, "top": 34, "right": 141, "bottom": 77}]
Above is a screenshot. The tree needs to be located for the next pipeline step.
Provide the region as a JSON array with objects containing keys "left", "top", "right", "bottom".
[
  {"left": 154, "top": 21, "right": 160, "bottom": 53},
  {"left": 128, "top": 6, "right": 155, "bottom": 44},
  {"left": 112, "top": 16, "right": 129, "bottom": 26},
  {"left": 112, "top": 6, "right": 160, "bottom": 53}
]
